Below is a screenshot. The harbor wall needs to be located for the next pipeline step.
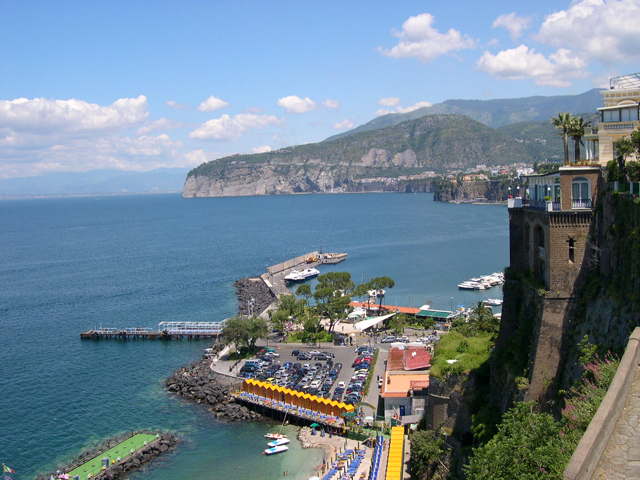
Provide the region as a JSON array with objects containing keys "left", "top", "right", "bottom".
[{"left": 267, "top": 251, "right": 319, "bottom": 275}]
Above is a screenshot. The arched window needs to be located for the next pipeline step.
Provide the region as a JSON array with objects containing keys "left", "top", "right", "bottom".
[{"left": 572, "top": 177, "right": 591, "bottom": 208}]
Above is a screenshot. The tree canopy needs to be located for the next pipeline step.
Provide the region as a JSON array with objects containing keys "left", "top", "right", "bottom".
[{"left": 222, "top": 315, "right": 268, "bottom": 352}]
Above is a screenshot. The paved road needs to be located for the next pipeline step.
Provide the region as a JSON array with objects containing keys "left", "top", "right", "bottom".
[{"left": 592, "top": 364, "right": 640, "bottom": 479}]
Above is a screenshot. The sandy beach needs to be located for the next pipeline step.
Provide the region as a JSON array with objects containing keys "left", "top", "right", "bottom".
[{"left": 297, "top": 427, "right": 383, "bottom": 480}]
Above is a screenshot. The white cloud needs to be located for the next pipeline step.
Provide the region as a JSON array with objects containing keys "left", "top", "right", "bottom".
[
  {"left": 375, "top": 100, "right": 432, "bottom": 116},
  {"left": 492, "top": 13, "right": 532, "bottom": 41},
  {"left": 395, "top": 101, "right": 433, "bottom": 113},
  {"left": 476, "top": 45, "right": 588, "bottom": 87},
  {"left": 136, "top": 117, "right": 184, "bottom": 135},
  {"left": 277, "top": 96, "right": 317, "bottom": 114},
  {"left": 379, "top": 97, "right": 401, "bottom": 107},
  {"left": 166, "top": 100, "right": 188, "bottom": 110},
  {"left": 322, "top": 99, "right": 340, "bottom": 109},
  {"left": 378, "top": 13, "right": 476, "bottom": 63},
  {"left": 0, "top": 132, "right": 189, "bottom": 179},
  {"left": 189, "top": 113, "right": 283, "bottom": 141},
  {"left": 333, "top": 119, "right": 354, "bottom": 130},
  {"left": 0, "top": 96, "right": 148, "bottom": 135},
  {"left": 252, "top": 145, "right": 272, "bottom": 153},
  {"left": 535, "top": 0, "right": 640, "bottom": 64},
  {"left": 184, "top": 149, "right": 208, "bottom": 166},
  {"left": 197, "top": 95, "right": 229, "bottom": 112}
]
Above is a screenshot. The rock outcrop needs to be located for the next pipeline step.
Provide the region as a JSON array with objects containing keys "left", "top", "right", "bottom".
[
  {"left": 234, "top": 277, "right": 277, "bottom": 316},
  {"left": 165, "top": 357, "right": 260, "bottom": 422}
]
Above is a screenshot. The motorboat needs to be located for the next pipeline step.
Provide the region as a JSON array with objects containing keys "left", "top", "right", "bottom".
[
  {"left": 264, "top": 445, "right": 289, "bottom": 455},
  {"left": 264, "top": 432, "right": 288, "bottom": 440},
  {"left": 485, "top": 298, "right": 503, "bottom": 306},
  {"left": 267, "top": 438, "right": 291, "bottom": 447},
  {"left": 284, "top": 267, "right": 320, "bottom": 282},
  {"left": 458, "top": 281, "right": 485, "bottom": 290}
]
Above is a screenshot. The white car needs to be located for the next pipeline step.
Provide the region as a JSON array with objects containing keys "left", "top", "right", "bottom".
[
  {"left": 378, "top": 378, "right": 383, "bottom": 388},
  {"left": 337, "top": 381, "right": 346, "bottom": 389},
  {"left": 264, "top": 351, "right": 280, "bottom": 358}
]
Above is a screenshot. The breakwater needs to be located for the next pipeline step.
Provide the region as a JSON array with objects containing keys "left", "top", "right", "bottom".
[
  {"left": 165, "top": 356, "right": 260, "bottom": 422},
  {"left": 37, "top": 432, "right": 177, "bottom": 480},
  {"left": 234, "top": 277, "right": 277, "bottom": 317}
]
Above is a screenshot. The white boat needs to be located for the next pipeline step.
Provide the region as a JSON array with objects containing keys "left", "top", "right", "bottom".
[
  {"left": 284, "top": 267, "right": 320, "bottom": 282},
  {"left": 458, "top": 281, "right": 485, "bottom": 290},
  {"left": 264, "top": 445, "right": 289, "bottom": 455},
  {"left": 485, "top": 298, "right": 503, "bottom": 306},
  {"left": 267, "top": 438, "right": 291, "bottom": 447},
  {"left": 264, "top": 432, "right": 288, "bottom": 440}
]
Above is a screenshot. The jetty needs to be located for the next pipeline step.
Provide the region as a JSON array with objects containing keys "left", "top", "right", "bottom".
[
  {"left": 80, "top": 321, "right": 226, "bottom": 340},
  {"left": 262, "top": 251, "right": 347, "bottom": 298}
]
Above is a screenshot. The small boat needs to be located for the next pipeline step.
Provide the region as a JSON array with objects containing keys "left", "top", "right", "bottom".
[
  {"left": 264, "top": 445, "right": 289, "bottom": 455},
  {"left": 267, "top": 438, "right": 291, "bottom": 447},
  {"left": 458, "top": 281, "right": 485, "bottom": 290},
  {"left": 485, "top": 298, "right": 503, "bottom": 306},
  {"left": 264, "top": 432, "right": 288, "bottom": 440}
]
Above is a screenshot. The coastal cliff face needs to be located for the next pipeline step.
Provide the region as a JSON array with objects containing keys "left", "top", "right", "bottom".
[
  {"left": 183, "top": 114, "right": 534, "bottom": 198},
  {"left": 182, "top": 152, "right": 405, "bottom": 197}
]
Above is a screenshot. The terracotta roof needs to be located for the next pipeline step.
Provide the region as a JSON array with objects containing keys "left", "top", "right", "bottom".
[
  {"left": 350, "top": 302, "right": 421, "bottom": 315},
  {"left": 387, "top": 346, "right": 431, "bottom": 371},
  {"left": 387, "top": 347, "right": 405, "bottom": 371},
  {"left": 404, "top": 348, "right": 431, "bottom": 371},
  {"left": 381, "top": 373, "right": 430, "bottom": 398}
]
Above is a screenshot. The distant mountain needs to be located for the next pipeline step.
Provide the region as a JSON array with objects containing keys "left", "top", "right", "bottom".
[
  {"left": 0, "top": 167, "right": 191, "bottom": 196},
  {"left": 183, "top": 114, "right": 535, "bottom": 197},
  {"left": 325, "top": 88, "right": 602, "bottom": 142}
]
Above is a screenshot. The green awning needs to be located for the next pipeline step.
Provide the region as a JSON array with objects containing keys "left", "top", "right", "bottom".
[{"left": 416, "top": 310, "right": 453, "bottom": 319}]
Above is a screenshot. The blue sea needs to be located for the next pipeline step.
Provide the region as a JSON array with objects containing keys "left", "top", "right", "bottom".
[{"left": 0, "top": 193, "right": 508, "bottom": 480}]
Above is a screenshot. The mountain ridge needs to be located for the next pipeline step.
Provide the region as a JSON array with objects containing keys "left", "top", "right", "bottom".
[{"left": 324, "top": 88, "right": 602, "bottom": 142}]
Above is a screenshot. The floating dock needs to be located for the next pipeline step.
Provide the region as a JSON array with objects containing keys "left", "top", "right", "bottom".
[{"left": 81, "top": 321, "right": 226, "bottom": 340}]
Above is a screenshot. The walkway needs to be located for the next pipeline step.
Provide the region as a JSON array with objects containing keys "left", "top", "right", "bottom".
[{"left": 592, "top": 364, "right": 640, "bottom": 479}]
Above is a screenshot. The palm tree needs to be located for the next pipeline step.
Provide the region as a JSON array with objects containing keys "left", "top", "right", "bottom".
[
  {"left": 551, "top": 112, "right": 574, "bottom": 164},
  {"left": 569, "top": 116, "right": 591, "bottom": 163}
]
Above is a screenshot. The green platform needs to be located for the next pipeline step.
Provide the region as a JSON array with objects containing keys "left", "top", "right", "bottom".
[{"left": 67, "top": 433, "right": 157, "bottom": 479}]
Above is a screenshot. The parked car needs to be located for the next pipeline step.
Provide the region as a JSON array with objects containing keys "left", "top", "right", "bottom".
[
  {"left": 297, "top": 353, "right": 312, "bottom": 360},
  {"left": 378, "top": 378, "right": 383, "bottom": 388},
  {"left": 264, "top": 351, "right": 280, "bottom": 358},
  {"left": 381, "top": 336, "right": 396, "bottom": 343},
  {"left": 291, "top": 350, "right": 301, "bottom": 356}
]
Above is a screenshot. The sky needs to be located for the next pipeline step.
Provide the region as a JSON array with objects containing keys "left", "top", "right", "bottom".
[{"left": 1, "top": 0, "right": 639, "bottom": 180}]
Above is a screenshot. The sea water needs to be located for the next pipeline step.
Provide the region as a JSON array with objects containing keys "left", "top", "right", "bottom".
[{"left": 0, "top": 193, "right": 508, "bottom": 480}]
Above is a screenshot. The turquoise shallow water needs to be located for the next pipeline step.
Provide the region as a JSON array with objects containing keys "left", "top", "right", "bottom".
[{"left": 0, "top": 193, "right": 508, "bottom": 480}]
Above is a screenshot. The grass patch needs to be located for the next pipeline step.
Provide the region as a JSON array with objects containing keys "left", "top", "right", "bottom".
[{"left": 430, "top": 331, "right": 492, "bottom": 378}]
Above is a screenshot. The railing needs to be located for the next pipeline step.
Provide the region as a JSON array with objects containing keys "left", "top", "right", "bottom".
[
  {"left": 572, "top": 199, "right": 592, "bottom": 209},
  {"left": 522, "top": 199, "right": 561, "bottom": 211},
  {"left": 601, "top": 122, "right": 638, "bottom": 131}
]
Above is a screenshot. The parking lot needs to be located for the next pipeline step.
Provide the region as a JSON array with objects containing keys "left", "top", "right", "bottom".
[{"left": 236, "top": 343, "right": 390, "bottom": 408}]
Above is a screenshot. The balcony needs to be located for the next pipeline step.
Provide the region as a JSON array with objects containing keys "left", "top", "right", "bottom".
[
  {"left": 522, "top": 199, "right": 561, "bottom": 211},
  {"left": 572, "top": 199, "right": 592, "bottom": 209},
  {"left": 601, "top": 122, "right": 638, "bottom": 131}
]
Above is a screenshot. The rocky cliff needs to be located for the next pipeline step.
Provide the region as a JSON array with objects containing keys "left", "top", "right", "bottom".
[{"left": 183, "top": 114, "right": 534, "bottom": 198}]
